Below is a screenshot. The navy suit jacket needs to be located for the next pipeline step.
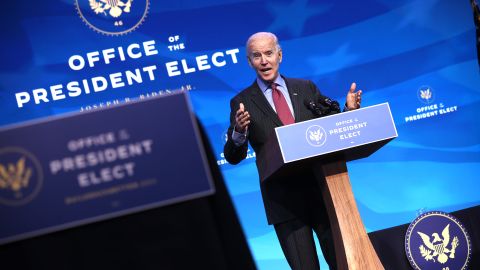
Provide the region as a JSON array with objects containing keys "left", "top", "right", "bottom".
[{"left": 224, "top": 76, "right": 329, "bottom": 225}]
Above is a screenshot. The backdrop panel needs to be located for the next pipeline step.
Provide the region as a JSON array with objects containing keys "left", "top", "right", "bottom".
[{"left": 1, "top": 1, "right": 479, "bottom": 269}]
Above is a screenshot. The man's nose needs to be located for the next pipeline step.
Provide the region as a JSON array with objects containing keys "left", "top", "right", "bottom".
[{"left": 260, "top": 55, "right": 267, "bottom": 64}]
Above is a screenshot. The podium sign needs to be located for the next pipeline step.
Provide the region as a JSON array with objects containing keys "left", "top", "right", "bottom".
[
  {"left": 258, "top": 103, "right": 398, "bottom": 182},
  {"left": 276, "top": 103, "right": 397, "bottom": 163},
  {"left": 0, "top": 92, "right": 214, "bottom": 245}
]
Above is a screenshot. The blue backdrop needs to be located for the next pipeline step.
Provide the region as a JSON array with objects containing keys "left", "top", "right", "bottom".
[{"left": 1, "top": 1, "right": 479, "bottom": 269}]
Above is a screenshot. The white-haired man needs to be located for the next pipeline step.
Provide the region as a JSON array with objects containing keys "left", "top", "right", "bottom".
[{"left": 224, "top": 32, "right": 361, "bottom": 269}]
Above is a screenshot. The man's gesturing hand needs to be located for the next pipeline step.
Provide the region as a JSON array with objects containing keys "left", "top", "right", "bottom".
[
  {"left": 235, "top": 103, "right": 250, "bottom": 133},
  {"left": 346, "top": 82, "right": 362, "bottom": 110}
]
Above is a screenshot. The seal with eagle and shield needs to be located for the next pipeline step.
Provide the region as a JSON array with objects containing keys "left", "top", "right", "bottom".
[
  {"left": 75, "top": 0, "right": 149, "bottom": 36},
  {"left": 405, "top": 211, "right": 472, "bottom": 270}
]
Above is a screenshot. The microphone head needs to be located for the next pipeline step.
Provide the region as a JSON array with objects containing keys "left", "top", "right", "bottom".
[
  {"left": 320, "top": 97, "right": 340, "bottom": 112},
  {"left": 304, "top": 99, "right": 316, "bottom": 110},
  {"left": 305, "top": 99, "right": 329, "bottom": 117}
]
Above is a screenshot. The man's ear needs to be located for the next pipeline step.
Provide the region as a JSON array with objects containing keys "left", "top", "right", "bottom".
[{"left": 278, "top": 49, "right": 283, "bottom": 63}]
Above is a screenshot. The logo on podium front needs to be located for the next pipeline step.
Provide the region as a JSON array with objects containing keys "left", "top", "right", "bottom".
[
  {"left": 0, "top": 147, "right": 43, "bottom": 206},
  {"left": 75, "top": 0, "right": 150, "bottom": 36},
  {"left": 405, "top": 211, "right": 471, "bottom": 270},
  {"left": 305, "top": 125, "right": 327, "bottom": 147}
]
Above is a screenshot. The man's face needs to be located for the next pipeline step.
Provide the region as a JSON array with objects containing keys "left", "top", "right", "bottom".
[{"left": 247, "top": 36, "right": 282, "bottom": 83}]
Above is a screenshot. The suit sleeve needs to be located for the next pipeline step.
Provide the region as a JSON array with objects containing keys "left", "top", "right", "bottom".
[
  {"left": 223, "top": 97, "right": 248, "bottom": 165},
  {"left": 308, "top": 80, "right": 324, "bottom": 101}
]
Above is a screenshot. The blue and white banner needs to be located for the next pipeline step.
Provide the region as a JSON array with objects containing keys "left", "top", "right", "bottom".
[{"left": 0, "top": 92, "right": 214, "bottom": 245}]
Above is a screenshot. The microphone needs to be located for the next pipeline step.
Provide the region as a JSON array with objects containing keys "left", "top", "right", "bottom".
[
  {"left": 304, "top": 95, "right": 341, "bottom": 117},
  {"left": 319, "top": 96, "right": 341, "bottom": 113},
  {"left": 304, "top": 99, "right": 328, "bottom": 117}
]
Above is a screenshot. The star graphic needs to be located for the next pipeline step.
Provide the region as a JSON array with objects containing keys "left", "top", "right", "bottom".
[
  {"left": 307, "top": 44, "right": 359, "bottom": 75},
  {"left": 267, "top": 0, "right": 332, "bottom": 37},
  {"left": 396, "top": 0, "right": 440, "bottom": 29}
]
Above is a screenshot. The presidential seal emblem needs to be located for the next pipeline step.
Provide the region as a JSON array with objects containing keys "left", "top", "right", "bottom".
[
  {"left": 405, "top": 211, "right": 472, "bottom": 270},
  {"left": 0, "top": 147, "right": 43, "bottom": 206},
  {"left": 75, "top": 0, "right": 150, "bottom": 36},
  {"left": 417, "top": 85, "right": 435, "bottom": 104},
  {"left": 306, "top": 125, "right": 327, "bottom": 147}
]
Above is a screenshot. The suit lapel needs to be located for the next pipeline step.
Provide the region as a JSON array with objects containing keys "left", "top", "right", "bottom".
[{"left": 248, "top": 81, "right": 283, "bottom": 127}]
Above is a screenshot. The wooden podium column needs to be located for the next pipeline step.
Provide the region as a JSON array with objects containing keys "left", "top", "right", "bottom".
[{"left": 314, "top": 160, "right": 384, "bottom": 270}]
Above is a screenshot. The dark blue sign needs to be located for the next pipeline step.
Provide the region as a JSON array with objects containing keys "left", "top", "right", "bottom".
[
  {"left": 275, "top": 103, "right": 398, "bottom": 163},
  {"left": 0, "top": 92, "right": 214, "bottom": 245},
  {"left": 405, "top": 211, "right": 472, "bottom": 270}
]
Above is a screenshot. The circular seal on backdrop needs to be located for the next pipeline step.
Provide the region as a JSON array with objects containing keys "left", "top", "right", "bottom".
[
  {"left": 75, "top": 0, "right": 150, "bottom": 36},
  {"left": 0, "top": 147, "right": 43, "bottom": 206},
  {"left": 405, "top": 211, "right": 472, "bottom": 270},
  {"left": 417, "top": 85, "right": 435, "bottom": 104},
  {"left": 305, "top": 125, "right": 327, "bottom": 147}
]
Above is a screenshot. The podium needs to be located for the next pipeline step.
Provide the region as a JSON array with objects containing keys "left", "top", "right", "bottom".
[{"left": 257, "top": 103, "right": 398, "bottom": 270}]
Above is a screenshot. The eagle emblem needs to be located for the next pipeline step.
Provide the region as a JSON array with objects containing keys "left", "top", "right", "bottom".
[
  {"left": 89, "top": 0, "right": 132, "bottom": 19},
  {"left": 305, "top": 125, "right": 327, "bottom": 147},
  {"left": 417, "top": 224, "right": 459, "bottom": 264},
  {"left": 309, "top": 129, "right": 324, "bottom": 142},
  {"left": 405, "top": 211, "right": 472, "bottom": 270},
  {"left": 0, "top": 157, "right": 32, "bottom": 198},
  {"left": 417, "top": 85, "right": 435, "bottom": 104},
  {"left": 420, "top": 88, "right": 432, "bottom": 101},
  {"left": 76, "top": 0, "right": 148, "bottom": 35}
]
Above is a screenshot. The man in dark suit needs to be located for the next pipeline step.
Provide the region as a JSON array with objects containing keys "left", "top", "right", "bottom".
[{"left": 224, "top": 32, "right": 362, "bottom": 270}]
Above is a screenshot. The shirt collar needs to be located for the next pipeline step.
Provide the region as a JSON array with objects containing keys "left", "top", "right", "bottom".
[{"left": 257, "top": 75, "right": 287, "bottom": 93}]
